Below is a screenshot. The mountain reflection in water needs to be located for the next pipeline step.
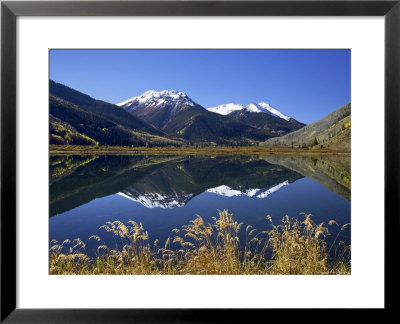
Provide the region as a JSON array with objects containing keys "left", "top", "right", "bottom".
[
  {"left": 50, "top": 155, "right": 303, "bottom": 216},
  {"left": 50, "top": 154, "right": 350, "bottom": 216},
  {"left": 49, "top": 154, "right": 351, "bottom": 256}
]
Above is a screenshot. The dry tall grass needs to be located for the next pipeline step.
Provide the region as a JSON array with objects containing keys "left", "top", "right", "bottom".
[{"left": 50, "top": 210, "right": 350, "bottom": 275}]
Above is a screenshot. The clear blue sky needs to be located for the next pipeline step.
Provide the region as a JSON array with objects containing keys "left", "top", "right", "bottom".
[{"left": 50, "top": 49, "right": 350, "bottom": 124}]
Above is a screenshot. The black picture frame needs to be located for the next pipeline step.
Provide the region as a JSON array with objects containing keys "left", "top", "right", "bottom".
[{"left": 1, "top": 0, "right": 399, "bottom": 322}]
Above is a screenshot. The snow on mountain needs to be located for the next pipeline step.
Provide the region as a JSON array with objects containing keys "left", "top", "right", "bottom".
[
  {"left": 116, "top": 90, "right": 195, "bottom": 113},
  {"left": 117, "top": 89, "right": 292, "bottom": 122},
  {"left": 117, "top": 191, "right": 193, "bottom": 209},
  {"left": 207, "top": 103, "right": 246, "bottom": 115},
  {"left": 207, "top": 102, "right": 292, "bottom": 121},
  {"left": 256, "top": 102, "right": 292, "bottom": 121},
  {"left": 206, "top": 181, "right": 289, "bottom": 198}
]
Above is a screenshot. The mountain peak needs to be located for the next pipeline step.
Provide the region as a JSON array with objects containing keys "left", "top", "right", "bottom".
[
  {"left": 207, "top": 103, "right": 245, "bottom": 115},
  {"left": 160, "top": 89, "right": 187, "bottom": 96},
  {"left": 207, "top": 101, "right": 291, "bottom": 121},
  {"left": 117, "top": 89, "right": 192, "bottom": 108}
]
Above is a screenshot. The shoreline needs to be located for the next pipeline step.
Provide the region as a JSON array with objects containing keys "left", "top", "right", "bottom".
[{"left": 49, "top": 145, "right": 351, "bottom": 156}]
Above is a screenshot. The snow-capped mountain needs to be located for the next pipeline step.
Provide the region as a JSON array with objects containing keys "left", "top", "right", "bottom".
[
  {"left": 116, "top": 89, "right": 304, "bottom": 144},
  {"left": 208, "top": 102, "right": 292, "bottom": 121},
  {"left": 207, "top": 103, "right": 244, "bottom": 116},
  {"left": 206, "top": 181, "right": 289, "bottom": 199},
  {"left": 117, "top": 90, "right": 196, "bottom": 115}
]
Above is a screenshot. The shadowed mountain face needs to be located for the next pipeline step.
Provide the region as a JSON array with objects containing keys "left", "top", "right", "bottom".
[
  {"left": 49, "top": 81, "right": 184, "bottom": 147},
  {"left": 207, "top": 102, "right": 305, "bottom": 136},
  {"left": 227, "top": 110, "right": 305, "bottom": 136},
  {"left": 49, "top": 155, "right": 304, "bottom": 216},
  {"left": 50, "top": 81, "right": 165, "bottom": 136},
  {"left": 123, "top": 101, "right": 277, "bottom": 145}
]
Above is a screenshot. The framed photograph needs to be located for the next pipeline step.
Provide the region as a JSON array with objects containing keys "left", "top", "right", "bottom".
[{"left": 1, "top": 0, "right": 399, "bottom": 321}]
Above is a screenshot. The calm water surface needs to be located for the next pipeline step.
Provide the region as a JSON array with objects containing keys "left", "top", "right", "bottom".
[{"left": 50, "top": 154, "right": 351, "bottom": 256}]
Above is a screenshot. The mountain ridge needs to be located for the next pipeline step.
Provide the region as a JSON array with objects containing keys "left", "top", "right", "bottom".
[
  {"left": 50, "top": 81, "right": 165, "bottom": 136},
  {"left": 207, "top": 102, "right": 292, "bottom": 121},
  {"left": 49, "top": 81, "right": 350, "bottom": 150},
  {"left": 262, "top": 103, "right": 351, "bottom": 151},
  {"left": 117, "top": 89, "right": 305, "bottom": 144},
  {"left": 49, "top": 81, "right": 185, "bottom": 147}
]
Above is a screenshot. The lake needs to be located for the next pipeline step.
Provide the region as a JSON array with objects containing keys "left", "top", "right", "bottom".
[{"left": 49, "top": 154, "right": 351, "bottom": 257}]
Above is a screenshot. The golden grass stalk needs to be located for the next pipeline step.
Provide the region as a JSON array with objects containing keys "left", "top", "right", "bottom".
[{"left": 49, "top": 210, "right": 350, "bottom": 275}]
